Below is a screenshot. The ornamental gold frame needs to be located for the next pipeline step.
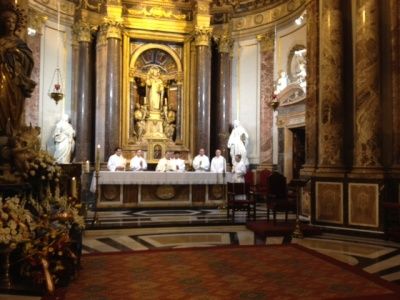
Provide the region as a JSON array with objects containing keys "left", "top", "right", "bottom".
[{"left": 121, "top": 27, "right": 194, "bottom": 152}]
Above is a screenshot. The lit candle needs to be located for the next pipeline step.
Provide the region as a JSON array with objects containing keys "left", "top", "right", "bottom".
[
  {"left": 84, "top": 160, "right": 90, "bottom": 173},
  {"left": 96, "top": 145, "right": 101, "bottom": 172},
  {"left": 71, "top": 177, "right": 77, "bottom": 198},
  {"left": 143, "top": 97, "right": 147, "bottom": 104}
]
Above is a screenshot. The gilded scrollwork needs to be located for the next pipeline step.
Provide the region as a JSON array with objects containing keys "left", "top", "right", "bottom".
[
  {"left": 214, "top": 34, "right": 233, "bottom": 53},
  {"left": 256, "top": 32, "right": 274, "bottom": 52},
  {"left": 103, "top": 17, "right": 124, "bottom": 39},
  {"left": 72, "top": 20, "right": 93, "bottom": 43},
  {"left": 27, "top": 9, "right": 48, "bottom": 34},
  {"left": 127, "top": 6, "right": 186, "bottom": 20}
]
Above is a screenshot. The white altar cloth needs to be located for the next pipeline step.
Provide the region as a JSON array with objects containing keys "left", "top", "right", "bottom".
[{"left": 90, "top": 171, "right": 231, "bottom": 192}]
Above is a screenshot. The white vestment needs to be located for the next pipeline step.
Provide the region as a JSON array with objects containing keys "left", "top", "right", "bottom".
[
  {"left": 231, "top": 160, "right": 247, "bottom": 183},
  {"left": 107, "top": 154, "right": 126, "bottom": 171},
  {"left": 156, "top": 158, "right": 175, "bottom": 172},
  {"left": 192, "top": 155, "right": 210, "bottom": 172},
  {"left": 227, "top": 120, "right": 249, "bottom": 166},
  {"left": 171, "top": 158, "right": 185, "bottom": 172},
  {"left": 210, "top": 156, "right": 226, "bottom": 173},
  {"left": 130, "top": 156, "right": 147, "bottom": 171}
]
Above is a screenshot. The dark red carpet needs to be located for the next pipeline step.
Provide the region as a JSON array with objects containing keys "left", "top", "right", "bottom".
[{"left": 54, "top": 245, "right": 400, "bottom": 300}]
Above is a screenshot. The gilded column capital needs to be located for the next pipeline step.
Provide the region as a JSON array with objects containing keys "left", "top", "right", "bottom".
[
  {"left": 97, "top": 24, "right": 108, "bottom": 47},
  {"left": 103, "top": 17, "right": 124, "bottom": 40},
  {"left": 214, "top": 34, "right": 233, "bottom": 53},
  {"left": 193, "top": 26, "right": 213, "bottom": 47},
  {"left": 27, "top": 9, "right": 48, "bottom": 35},
  {"left": 73, "top": 21, "right": 93, "bottom": 43},
  {"left": 256, "top": 32, "right": 275, "bottom": 52}
]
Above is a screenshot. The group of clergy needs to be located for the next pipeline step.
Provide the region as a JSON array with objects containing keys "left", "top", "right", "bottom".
[{"left": 107, "top": 147, "right": 247, "bottom": 182}]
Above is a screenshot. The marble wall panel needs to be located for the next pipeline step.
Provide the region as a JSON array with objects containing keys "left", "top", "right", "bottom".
[
  {"left": 348, "top": 183, "right": 379, "bottom": 227},
  {"left": 315, "top": 182, "right": 343, "bottom": 224}
]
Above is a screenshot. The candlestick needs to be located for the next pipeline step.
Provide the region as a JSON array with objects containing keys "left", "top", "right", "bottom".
[
  {"left": 84, "top": 160, "right": 90, "bottom": 173},
  {"left": 71, "top": 177, "right": 77, "bottom": 198},
  {"left": 96, "top": 145, "right": 100, "bottom": 172},
  {"left": 143, "top": 96, "right": 147, "bottom": 104}
]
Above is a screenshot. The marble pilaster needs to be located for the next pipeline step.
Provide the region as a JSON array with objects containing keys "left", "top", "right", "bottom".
[
  {"left": 75, "top": 21, "right": 94, "bottom": 162},
  {"left": 257, "top": 32, "right": 275, "bottom": 171},
  {"left": 317, "top": 0, "right": 344, "bottom": 172},
  {"left": 352, "top": 0, "right": 382, "bottom": 171},
  {"left": 194, "top": 27, "right": 212, "bottom": 155},
  {"left": 301, "top": 0, "right": 319, "bottom": 176},
  {"left": 104, "top": 21, "right": 122, "bottom": 158},
  {"left": 214, "top": 34, "right": 232, "bottom": 161}
]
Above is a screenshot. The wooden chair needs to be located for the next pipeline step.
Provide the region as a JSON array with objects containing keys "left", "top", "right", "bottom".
[
  {"left": 266, "top": 172, "right": 295, "bottom": 223},
  {"left": 248, "top": 169, "right": 272, "bottom": 203},
  {"left": 227, "top": 182, "right": 256, "bottom": 221}
]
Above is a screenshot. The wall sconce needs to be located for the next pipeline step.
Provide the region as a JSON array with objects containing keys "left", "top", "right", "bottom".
[{"left": 269, "top": 93, "right": 279, "bottom": 111}]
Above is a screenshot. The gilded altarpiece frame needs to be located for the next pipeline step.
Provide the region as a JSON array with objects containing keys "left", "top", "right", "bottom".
[
  {"left": 315, "top": 182, "right": 343, "bottom": 224},
  {"left": 348, "top": 183, "right": 379, "bottom": 228},
  {"left": 121, "top": 32, "right": 192, "bottom": 162}
]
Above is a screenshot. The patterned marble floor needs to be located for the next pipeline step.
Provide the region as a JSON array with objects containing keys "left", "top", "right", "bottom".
[{"left": 2, "top": 208, "right": 400, "bottom": 299}]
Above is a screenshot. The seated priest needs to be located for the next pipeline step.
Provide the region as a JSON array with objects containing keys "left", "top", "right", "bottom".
[
  {"left": 171, "top": 151, "right": 185, "bottom": 172},
  {"left": 210, "top": 149, "right": 226, "bottom": 173},
  {"left": 231, "top": 154, "right": 247, "bottom": 183},
  {"left": 130, "top": 149, "right": 147, "bottom": 171},
  {"left": 192, "top": 148, "right": 210, "bottom": 172},
  {"left": 156, "top": 151, "right": 175, "bottom": 172},
  {"left": 107, "top": 147, "right": 126, "bottom": 171}
]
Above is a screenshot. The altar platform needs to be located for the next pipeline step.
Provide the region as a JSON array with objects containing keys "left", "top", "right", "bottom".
[{"left": 92, "top": 171, "right": 231, "bottom": 209}]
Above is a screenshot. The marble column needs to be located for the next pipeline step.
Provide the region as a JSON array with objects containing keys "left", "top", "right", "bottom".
[
  {"left": 95, "top": 25, "right": 108, "bottom": 162},
  {"left": 194, "top": 27, "right": 212, "bottom": 155},
  {"left": 257, "top": 32, "right": 275, "bottom": 171},
  {"left": 104, "top": 22, "right": 122, "bottom": 158},
  {"left": 301, "top": 0, "right": 319, "bottom": 176},
  {"left": 75, "top": 22, "right": 94, "bottom": 162},
  {"left": 317, "top": 0, "right": 345, "bottom": 172},
  {"left": 352, "top": 0, "right": 382, "bottom": 171},
  {"left": 214, "top": 34, "right": 232, "bottom": 161},
  {"left": 175, "top": 80, "right": 183, "bottom": 144}
]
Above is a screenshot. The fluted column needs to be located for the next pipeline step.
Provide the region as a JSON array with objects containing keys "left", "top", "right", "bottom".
[
  {"left": 301, "top": 0, "right": 319, "bottom": 177},
  {"left": 194, "top": 26, "right": 212, "bottom": 155},
  {"left": 352, "top": 0, "right": 382, "bottom": 171},
  {"left": 257, "top": 32, "right": 275, "bottom": 171},
  {"left": 317, "top": 0, "right": 345, "bottom": 172},
  {"left": 75, "top": 21, "right": 94, "bottom": 162},
  {"left": 104, "top": 20, "right": 123, "bottom": 158},
  {"left": 95, "top": 25, "right": 108, "bottom": 162},
  {"left": 214, "top": 34, "right": 232, "bottom": 161}
]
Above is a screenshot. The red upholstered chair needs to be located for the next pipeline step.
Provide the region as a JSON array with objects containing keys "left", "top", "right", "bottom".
[
  {"left": 266, "top": 172, "right": 295, "bottom": 223},
  {"left": 227, "top": 182, "right": 256, "bottom": 221}
]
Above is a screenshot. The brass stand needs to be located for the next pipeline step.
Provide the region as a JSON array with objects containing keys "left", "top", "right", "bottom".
[
  {"left": 291, "top": 178, "right": 309, "bottom": 239},
  {"left": 91, "top": 168, "right": 100, "bottom": 225}
]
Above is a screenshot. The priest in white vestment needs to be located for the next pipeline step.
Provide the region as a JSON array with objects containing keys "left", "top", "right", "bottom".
[
  {"left": 210, "top": 149, "right": 226, "bottom": 173},
  {"left": 130, "top": 149, "right": 147, "bottom": 171},
  {"left": 231, "top": 154, "right": 247, "bottom": 183},
  {"left": 171, "top": 151, "right": 185, "bottom": 172},
  {"left": 156, "top": 151, "right": 175, "bottom": 172},
  {"left": 107, "top": 147, "right": 126, "bottom": 171},
  {"left": 192, "top": 148, "right": 210, "bottom": 172}
]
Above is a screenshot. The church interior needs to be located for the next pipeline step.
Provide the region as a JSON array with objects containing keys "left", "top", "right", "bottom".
[{"left": 1, "top": 0, "right": 400, "bottom": 299}]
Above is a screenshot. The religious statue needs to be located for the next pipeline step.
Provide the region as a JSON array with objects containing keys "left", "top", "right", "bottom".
[
  {"left": 275, "top": 70, "right": 288, "bottom": 94},
  {"left": 227, "top": 120, "right": 249, "bottom": 166},
  {"left": 133, "top": 103, "right": 147, "bottom": 141},
  {"left": 53, "top": 114, "right": 75, "bottom": 164},
  {"left": 163, "top": 105, "right": 176, "bottom": 141},
  {"left": 0, "top": 3, "right": 36, "bottom": 136},
  {"left": 146, "top": 66, "right": 164, "bottom": 112}
]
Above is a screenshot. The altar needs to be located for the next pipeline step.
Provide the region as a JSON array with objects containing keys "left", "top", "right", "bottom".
[{"left": 93, "top": 171, "right": 231, "bottom": 208}]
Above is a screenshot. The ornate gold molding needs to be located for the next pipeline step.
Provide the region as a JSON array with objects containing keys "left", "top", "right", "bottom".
[
  {"left": 193, "top": 26, "right": 212, "bottom": 47},
  {"left": 103, "top": 18, "right": 123, "bottom": 39},
  {"left": 27, "top": 9, "right": 48, "bottom": 34},
  {"left": 257, "top": 32, "right": 274, "bottom": 52},
  {"left": 127, "top": 6, "right": 186, "bottom": 20}
]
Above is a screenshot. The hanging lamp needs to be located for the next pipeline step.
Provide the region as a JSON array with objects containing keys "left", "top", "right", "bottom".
[{"left": 48, "top": 0, "right": 64, "bottom": 104}]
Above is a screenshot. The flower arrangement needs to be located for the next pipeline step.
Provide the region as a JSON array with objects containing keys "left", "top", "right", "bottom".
[{"left": 0, "top": 196, "right": 35, "bottom": 248}]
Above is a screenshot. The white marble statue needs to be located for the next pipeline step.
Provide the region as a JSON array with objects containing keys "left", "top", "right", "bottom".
[
  {"left": 53, "top": 114, "right": 75, "bottom": 163},
  {"left": 275, "top": 70, "right": 288, "bottom": 94},
  {"left": 227, "top": 120, "right": 249, "bottom": 166},
  {"left": 146, "top": 66, "right": 164, "bottom": 111}
]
